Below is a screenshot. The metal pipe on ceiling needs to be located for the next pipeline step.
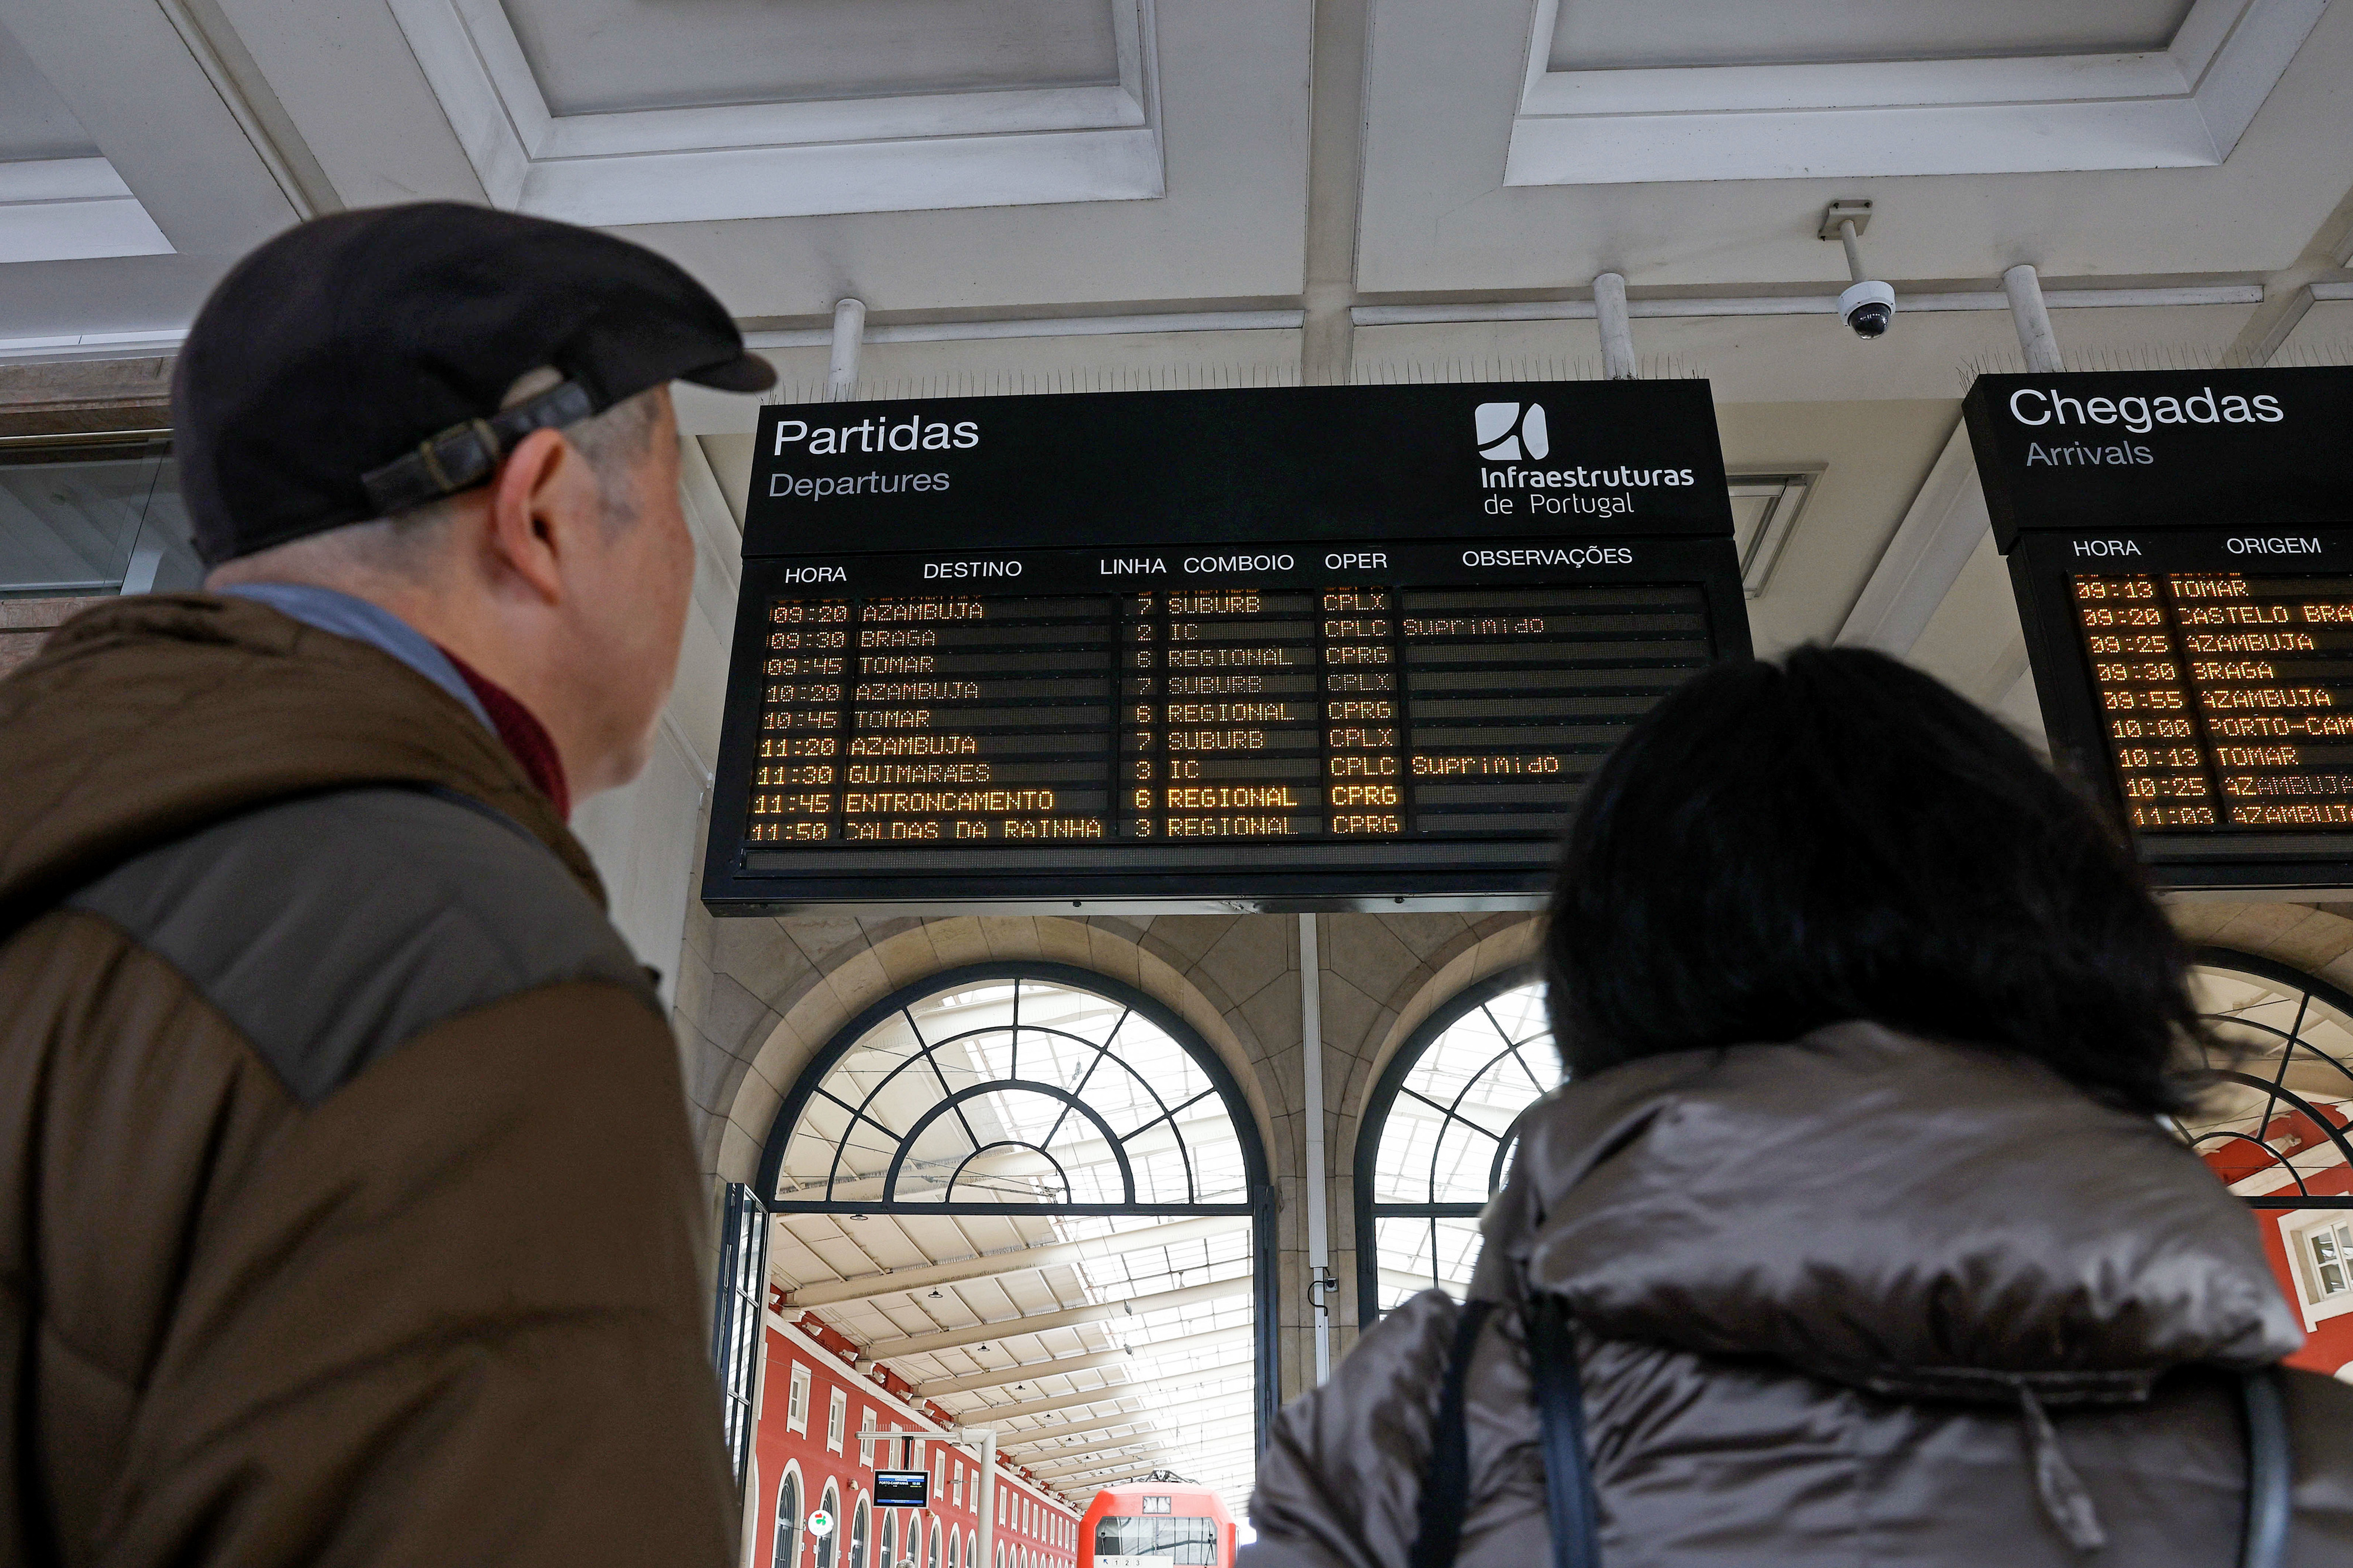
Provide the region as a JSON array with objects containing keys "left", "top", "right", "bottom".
[
  {"left": 828, "top": 298, "right": 866, "bottom": 399},
  {"left": 2003, "top": 264, "right": 2065, "bottom": 373},
  {"left": 1592, "top": 272, "right": 1636, "bottom": 379},
  {"left": 745, "top": 311, "right": 1307, "bottom": 352},
  {"left": 1350, "top": 283, "right": 2262, "bottom": 326}
]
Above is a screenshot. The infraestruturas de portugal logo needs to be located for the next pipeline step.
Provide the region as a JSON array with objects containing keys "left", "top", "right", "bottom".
[{"left": 1475, "top": 402, "right": 1548, "bottom": 462}]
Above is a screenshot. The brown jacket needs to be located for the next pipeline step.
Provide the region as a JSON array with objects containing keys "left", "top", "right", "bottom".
[
  {"left": 0, "top": 595, "right": 734, "bottom": 1567},
  {"left": 1249, "top": 1024, "right": 2353, "bottom": 1566}
]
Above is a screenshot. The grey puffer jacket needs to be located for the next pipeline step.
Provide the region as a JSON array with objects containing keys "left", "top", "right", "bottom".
[{"left": 1248, "top": 1023, "right": 2353, "bottom": 1567}]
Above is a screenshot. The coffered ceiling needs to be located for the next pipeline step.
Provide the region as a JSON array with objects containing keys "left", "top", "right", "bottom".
[{"left": 1, "top": 0, "right": 2349, "bottom": 722}]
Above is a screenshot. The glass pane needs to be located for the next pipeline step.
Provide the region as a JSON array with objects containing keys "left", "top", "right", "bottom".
[
  {"left": 772, "top": 972, "right": 1258, "bottom": 1512},
  {"left": 1372, "top": 983, "right": 1558, "bottom": 1206},
  {"left": 776, "top": 1474, "right": 800, "bottom": 1568},
  {"left": 2182, "top": 963, "right": 2353, "bottom": 1202},
  {"left": 779, "top": 975, "right": 1247, "bottom": 1210},
  {"left": 0, "top": 443, "right": 201, "bottom": 598}
]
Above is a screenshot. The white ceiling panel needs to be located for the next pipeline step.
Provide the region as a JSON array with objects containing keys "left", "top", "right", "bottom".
[
  {"left": 502, "top": 0, "right": 1124, "bottom": 115},
  {"left": 1357, "top": 0, "right": 2353, "bottom": 295},
  {"left": 1548, "top": 0, "right": 2194, "bottom": 72},
  {"left": 0, "top": 0, "right": 297, "bottom": 257},
  {"left": 0, "top": 22, "right": 93, "bottom": 162},
  {"left": 0, "top": 19, "right": 173, "bottom": 266},
  {"left": 1509, "top": 0, "right": 2324, "bottom": 186},
  {"left": 391, "top": 0, "right": 1162, "bottom": 225}
]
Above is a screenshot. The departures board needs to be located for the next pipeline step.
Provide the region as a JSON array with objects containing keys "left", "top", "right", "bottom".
[
  {"left": 1967, "top": 368, "right": 2353, "bottom": 890},
  {"left": 704, "top": 382, "right": 1749, "bottom": 912}
]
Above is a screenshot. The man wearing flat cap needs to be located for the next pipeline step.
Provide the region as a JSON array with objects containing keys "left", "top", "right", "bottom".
[{"left": 0, "top": 203, "right": 775, "bottom": 1567}]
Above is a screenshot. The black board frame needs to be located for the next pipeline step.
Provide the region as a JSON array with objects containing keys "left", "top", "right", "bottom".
[
  {"left": 703, "top": 381, "right": 1750, "bottom": 915},
  {"left": 1965, "top": 368, "right": 2353, "bottom": 892}
]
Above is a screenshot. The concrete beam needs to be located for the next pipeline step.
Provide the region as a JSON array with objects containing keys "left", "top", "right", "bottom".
[
  {"left": 912, "top": 1326, "right": 1253, "bottom": 1398},
  {"left": 945, "top": 1369, "right": 1255, "bottom": 1426},
  {"left": 995, "top": 1392, "right": 1244, "bottom": 1451},
  {"left": 867, "top": 1277, "right": 1251, "bottom": 1361},
  {"left": 784, "top": 1215, "right": 1252, "bottom": 1308}
]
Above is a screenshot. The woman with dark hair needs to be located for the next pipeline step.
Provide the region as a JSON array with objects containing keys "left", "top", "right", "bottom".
[{"left": 1245, "top": 648, "right": 2353, "bottom": 1566}]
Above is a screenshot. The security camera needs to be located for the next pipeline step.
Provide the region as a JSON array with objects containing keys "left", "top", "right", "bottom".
[
  {"left": 1840, "top": 279, "right": 1895, "bottom": 339},
  {"left": 1821, "top": 199, "right": 1895, "bottom": 341}
]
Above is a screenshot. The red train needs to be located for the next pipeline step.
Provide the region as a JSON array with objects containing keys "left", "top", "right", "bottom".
[{"left": 1076, "top": 1482, "right": 1237, "bottom": 1568}]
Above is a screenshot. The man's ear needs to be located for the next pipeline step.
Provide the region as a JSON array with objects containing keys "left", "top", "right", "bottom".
[{"left": 483, "top": 426, "right": 579, "bottom": 605}]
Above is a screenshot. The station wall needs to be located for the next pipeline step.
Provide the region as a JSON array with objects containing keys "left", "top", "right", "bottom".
[
  {"left": 752, "top": 1312, "right": 1081, "bottom": 1568},
  {"left": 673, "top": 902, "right": 1539, "bottom": 1396}
]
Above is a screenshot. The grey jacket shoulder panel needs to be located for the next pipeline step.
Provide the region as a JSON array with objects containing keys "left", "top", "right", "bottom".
[{"left": 67, "top": 787, "right": 654, "bottom": 1105}]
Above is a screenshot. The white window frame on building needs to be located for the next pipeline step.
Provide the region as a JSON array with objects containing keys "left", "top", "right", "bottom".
[
  {"left": 2282, "top": 1210, "right": 2353, "bottom": 1330},
  {"left": 828, "top": 1387, "right": 848, "bottom": 1452},
  {"left": 786, "top": 1363, "right": 812, "bottom": 1433}
]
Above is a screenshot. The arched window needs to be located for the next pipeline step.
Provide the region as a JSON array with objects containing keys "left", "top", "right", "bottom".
[
  {"left": 928, "top": 1521, "right": 942, "bottom": 1568},
  {"left": 2184, "top": 950, "right": 2353, "bottom": 1205},
  {"left": 761, "top": 964, "right": 1276, "bottom": 1510},
  {"left": 1354, "top": 968, "right": 1558, "bottom": 1320},
  {"left": 775, "top": 1470, "right": 802, "bottom": 1568},
  {"left": 818, "top": 1484, "right": 840, "bottom": 1568},
  {"left": 966, "top": 1531, "right": 978, "bottom": 1568},
  {"left": 949, "top": 1528, "right": 960, "bottom": 1568},
  {"left": 880, "top": 1508, "right": 896, "bottom": 1568},
  {"left": 852, "top": 1499, "right": 871, "bottom": 1568}
]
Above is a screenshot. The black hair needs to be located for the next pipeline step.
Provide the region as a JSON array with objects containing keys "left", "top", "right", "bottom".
[{"left": 1545, "top": 646, "right": 2198, "bottom": 1114}]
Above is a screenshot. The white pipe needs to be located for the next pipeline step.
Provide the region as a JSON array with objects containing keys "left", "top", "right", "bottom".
[
  {"left": 828, "top": 297, "right": 866, "bottom": 399},
  {"left": 1839, "top": 219, "right": 1867, "bottom": 284},
  {"left": 1351, "top": 283, "right": 2261, "bottom": 326},
  {"left": 1300, "top": 913, "right": 1332, "bottom": 1384},
  {"left": 2003, "top": 264, "right": 2064, "bottom": 373},
  {"left": 1592, "top": 272, "right": 1635, "bottom": 381},
  {"left": 969, "top": 1425, "right": 996, "bottom": 1568}
]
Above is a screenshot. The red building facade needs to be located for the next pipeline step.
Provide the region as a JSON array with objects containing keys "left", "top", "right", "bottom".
[{"left": 754, "top": 1302, "right": 1083, "bottom": 1568}]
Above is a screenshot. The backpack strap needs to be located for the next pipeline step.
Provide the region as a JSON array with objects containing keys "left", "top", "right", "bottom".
[
  {"left": 1408, "top": 1297, "right": 1498, "bottom": 1568},
  {"left": 1528, "top": 1295, "right": 1604, "bottom": 1568},
  {"left": 2242, "top": 1369, "right": 2292, "bottom": 1568}
]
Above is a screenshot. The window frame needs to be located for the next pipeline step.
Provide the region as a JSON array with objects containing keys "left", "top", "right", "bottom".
[
  {"left": 754, "top": 961, "right": 1282, "bottom": 1459},
  {"left": 786, "top": 1363, "right": 812, "bottom": 1434},
  {"left": 1352, "top": 965, "right": 1552, "bottom": 1325},
  {"left": 828, "top": 1387, "right": 848, "bottom": 1452},
  {"left": 775, "top": 1466, "right": 804, "bottom": 1568}
]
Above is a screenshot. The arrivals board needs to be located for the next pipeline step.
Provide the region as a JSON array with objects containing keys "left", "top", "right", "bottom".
[
  {"left": 705, "top": 383, "right": 1749, "bottom": 912},
  {"left": 1967, "top": 368, "right": 2353, "bottom": 889}
]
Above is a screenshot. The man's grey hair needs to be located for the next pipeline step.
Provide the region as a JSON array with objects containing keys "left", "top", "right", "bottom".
[{"left": 209, "top": 369, "right": 664, "bottom": 584}]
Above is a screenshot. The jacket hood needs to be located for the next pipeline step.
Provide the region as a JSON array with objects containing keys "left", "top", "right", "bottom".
[
  {"left": 0, "top": 594, "right": 600, "bottom": 923},
  {"left": 1471, "top": 1022, "right": 2301, "bottom": 1399}
]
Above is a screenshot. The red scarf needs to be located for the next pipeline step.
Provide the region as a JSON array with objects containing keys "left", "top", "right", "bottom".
[{"left": 438, "top": 648, "right": 571, "bottom": 819}]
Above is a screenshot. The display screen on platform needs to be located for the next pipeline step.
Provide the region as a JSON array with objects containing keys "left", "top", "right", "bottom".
[
  {"left": 873, "top": 1472, "right": 928, "bottom": 1508},
  {"left": 704, "top": 383, "right": 1750, "bottom": 912}
]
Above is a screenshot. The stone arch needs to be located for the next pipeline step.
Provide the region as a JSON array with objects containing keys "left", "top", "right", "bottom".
[
  {"left": 708, "top": 916, "right": 1286, "bottom": 1193},
  {"left": 2169, "top": 903, "right": 2353, "bottom": 994}
]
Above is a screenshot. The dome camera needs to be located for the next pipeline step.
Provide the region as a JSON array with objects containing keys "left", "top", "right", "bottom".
[{"left": 1840, "top": 279, "right": 1895, "bottom": 339}]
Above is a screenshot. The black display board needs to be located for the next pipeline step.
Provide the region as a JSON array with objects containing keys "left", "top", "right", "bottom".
[
  {"left": 705, "top": 382, "right": 1751, "bottom": 913},
  {"left": 1966, "top": 368, "right": 2353, "bottom": 890}
]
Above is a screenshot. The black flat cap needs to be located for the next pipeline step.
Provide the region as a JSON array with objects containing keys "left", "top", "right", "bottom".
[{"left": 174, "top": 201, "right": 775, "bottom": 566}]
